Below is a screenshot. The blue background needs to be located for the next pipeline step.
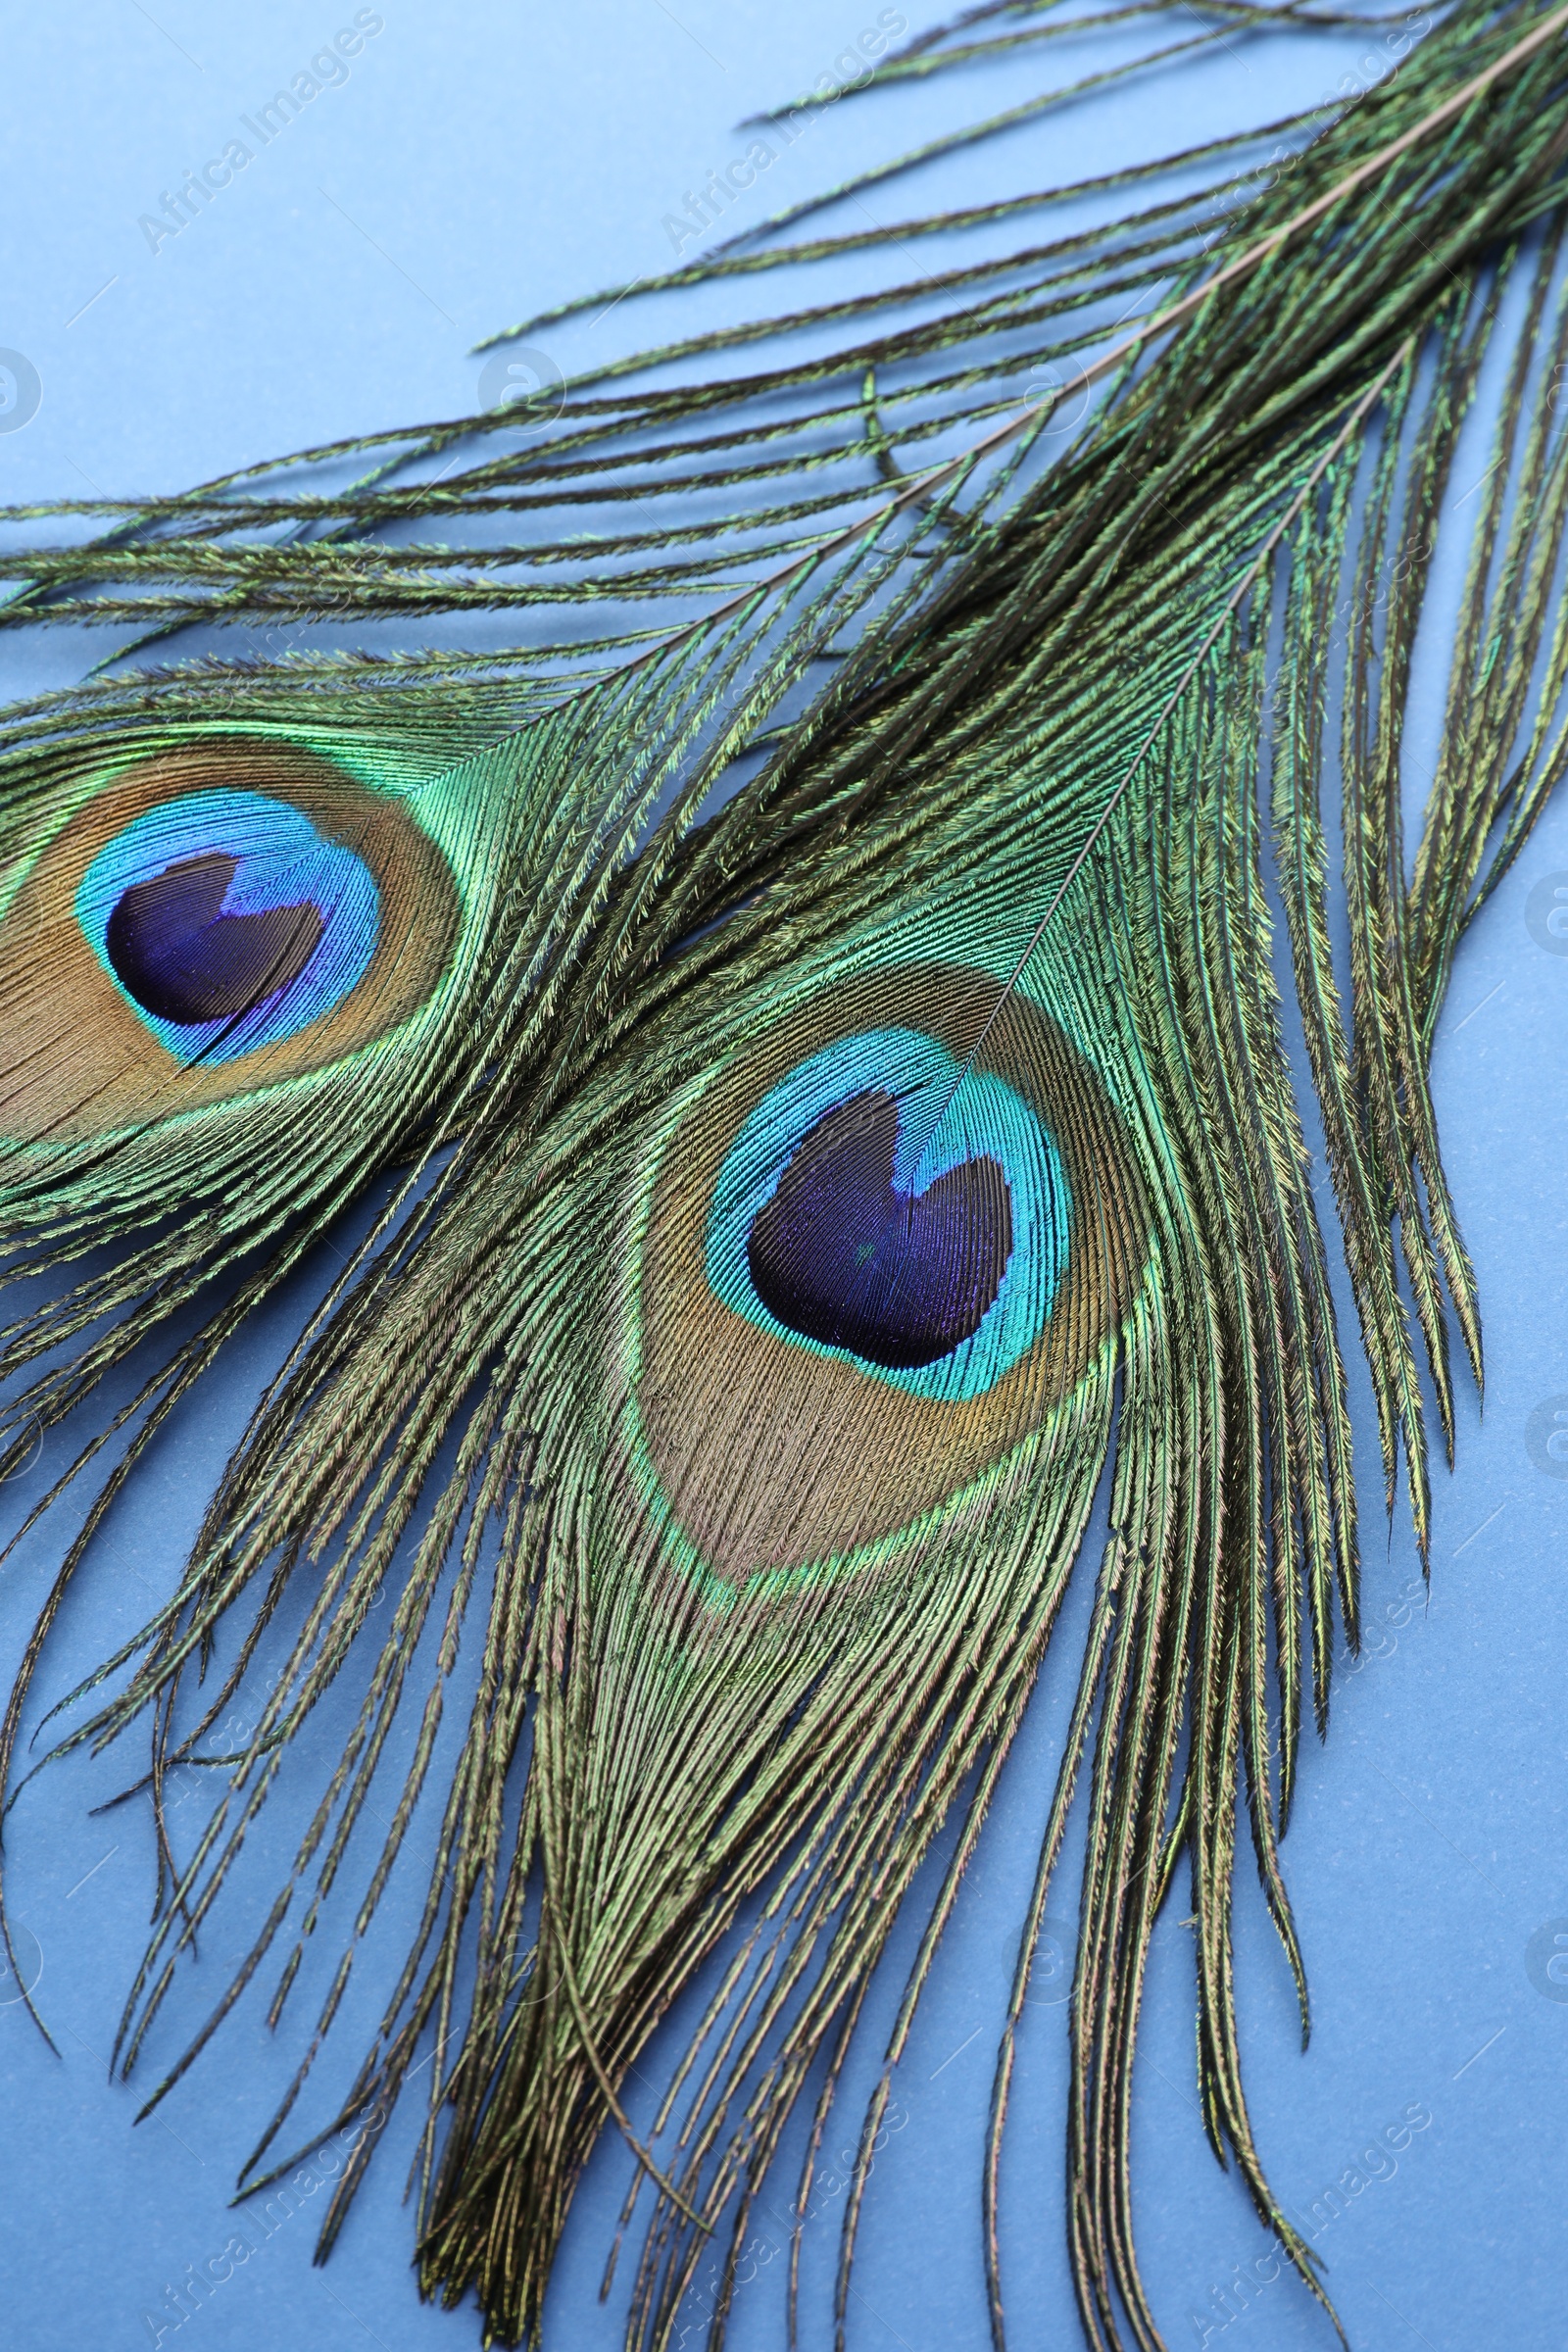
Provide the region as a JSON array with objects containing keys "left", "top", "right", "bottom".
[{"left": 0, "top": 7, "right": 1563, "bottom": 2349}]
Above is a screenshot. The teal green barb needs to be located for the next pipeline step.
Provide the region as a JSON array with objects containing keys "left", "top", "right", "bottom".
[{"left": 3, "top": 4, "right": 1568, "bottom": 2345}]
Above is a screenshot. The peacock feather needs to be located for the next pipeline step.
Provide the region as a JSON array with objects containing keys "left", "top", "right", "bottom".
[{"left": 3, "top": 3, "right": 1568, "bottom": 2344}]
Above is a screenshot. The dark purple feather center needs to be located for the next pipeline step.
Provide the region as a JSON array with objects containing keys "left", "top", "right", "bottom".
[
  {"left": 106, "top": 853, "right": 324, "bottom": 1027},
  {"left": 746, "top": 1090, "right": 1012, "bottom": 1369}
]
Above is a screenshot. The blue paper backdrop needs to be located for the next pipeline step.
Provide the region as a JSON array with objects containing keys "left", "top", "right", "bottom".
[{"left": 0, "top": 7, "right": 1564, "bottom": 2349}]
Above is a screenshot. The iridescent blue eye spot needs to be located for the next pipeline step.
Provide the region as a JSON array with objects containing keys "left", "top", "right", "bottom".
[
  {"left": 75, "top": 790, "right": 379, "bottom": 1064},
  {"left": 705, "top": 1027, "right": 1070, "bottom": 1401},
  {"left": 747, "top": 1089, "right": 1012, "bottom": 1369}
]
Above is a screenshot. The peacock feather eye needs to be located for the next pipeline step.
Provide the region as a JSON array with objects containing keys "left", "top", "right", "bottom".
[
  {"left": 79, "top": 789, "right": 380, "bottom": 1061},
  {"left": 707, "top": 1026, "right": 1068, "bottom": 1396},
  {"left": 0, "top": 736, "right": 460, "bottom": 1144},
  {"left": 745, "top": 1083, "right": 1015, "bottom": 1370},
  {"left": 629, "top": 963, "right": 1146, "bottom": 1592}
]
